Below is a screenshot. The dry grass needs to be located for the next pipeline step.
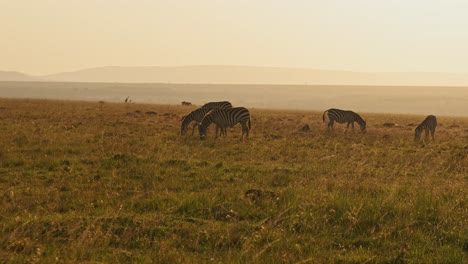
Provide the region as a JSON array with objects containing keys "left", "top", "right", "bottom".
[{"left": 0, "top": 98, "right": 466, "bottom": 263}]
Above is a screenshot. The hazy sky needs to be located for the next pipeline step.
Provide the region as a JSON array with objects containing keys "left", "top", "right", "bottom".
[{"left": 2, "top": 0, "right": 468, "bottom": 75}]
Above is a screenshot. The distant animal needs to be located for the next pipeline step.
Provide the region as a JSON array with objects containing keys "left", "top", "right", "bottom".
[
  {"left": 180, "top": 107, "right": 214, "bottom": 135},
  {"left": 414, "top": 115, "right": 437, "bottom": 142},
  {"left": 323, "top": 108, "right": 366, "bottom": 133},
  {"left": 181, "top": 101, "right": 192, "bottom": 106},
  {"left": 201, "top": 101, "right": 232, "bottom": 109},
  {"left": 199, "top": 107, "right": 251, "bottom": 140},
  {"left": 125, "top": 96, "right": 129, "bottom": 103}
]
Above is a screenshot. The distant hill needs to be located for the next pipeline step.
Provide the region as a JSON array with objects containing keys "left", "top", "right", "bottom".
[
  {"left": 0, "top": 71, "right": 43, "bottom": 82},
  {"left": 3, "top": 66, "right": 468, "bottom": 86},
  {"left": 40, "top": 65, "right": 468, "bottom": 86}
]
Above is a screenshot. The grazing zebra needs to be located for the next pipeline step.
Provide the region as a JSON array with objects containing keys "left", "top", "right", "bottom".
[
  {"left": 181, "top": 107, "right": 218, "bottom": 135},
  {"left": 201, "top": 101, "right": 232, "bottom": 109},
  {"left": 181, "top": 101, "right": 232, "bottom": 135},
  {"left": 323, "top": 108, "right": 366, "bottom": 133},
  {"left": 199, "top": 107, "right": 251, "bottom": 140},
  {"left": 415, "top": 115, "right": 437, "bottom": 141}
]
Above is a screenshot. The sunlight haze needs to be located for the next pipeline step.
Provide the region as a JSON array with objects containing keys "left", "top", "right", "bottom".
[{"left": 2, "top": 0, "right": 468, "bottom": 75}]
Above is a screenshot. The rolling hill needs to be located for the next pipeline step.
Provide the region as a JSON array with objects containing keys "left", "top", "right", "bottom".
[
  {"left": 38, "top": 65, "right": 468, "bottom": 86},
  {"left": 0, "top": 71, "right": 43, "bottom": 82},
  {"left": 3, "top": 66, "right": 468, "bottom": 86}
]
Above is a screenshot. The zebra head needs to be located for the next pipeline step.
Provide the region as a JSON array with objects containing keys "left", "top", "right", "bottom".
[
  {"left": 199, "top": 129, "right": 207, "bottom": 140},
  {"left": 199, "top": 124, "right": 208, "bottom": 140},
  {"left": 360, "top": 120, "right": 367, "bottom": 134},
  {"left": 180, "top": 118, "right": 190, "bottom": 135},
  {"left": 414, "top": 127, "right": 422, "bottom": 141},
  {"left": 180, "top": 124, "right": 188, "bottom": 135}
]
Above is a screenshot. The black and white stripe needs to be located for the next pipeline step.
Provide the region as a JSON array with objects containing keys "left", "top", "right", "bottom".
[
  {"left": 201, "top": 101, "right": 232, "bottom": 109},
  {"left": 323, "top": 108, "right": 366, "bottom": 133},
  {"left": 415, "top": 115, "right": 437, "bottom": 141},
  {"left": 180, "top": 107, "right": 214, "bottom": 135},
  {"left": 199, "top": 107, "right": 251, "bottom": 140}
]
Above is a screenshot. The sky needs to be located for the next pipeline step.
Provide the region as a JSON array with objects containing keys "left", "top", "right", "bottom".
[{"left": 2, "top": 0, "right": 468, "bottom": 75}]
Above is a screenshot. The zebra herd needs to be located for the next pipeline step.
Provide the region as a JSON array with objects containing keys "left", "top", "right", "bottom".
[
  {"left": 180, "top": 101, "right": 251, "bottom": 140},
  {"left": 180, "top": 101, "right": 437, "bottom": 142}
]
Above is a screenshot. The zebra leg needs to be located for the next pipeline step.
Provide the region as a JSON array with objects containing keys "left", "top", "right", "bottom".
[
  {"left": 345, "top": 122, "right": 350, "bottom": 133},
  {"left": 424, "top": 129, "right": 429, "bottom": 140},
  {"left": 431, "top": 129, "right": 435, "bottom": 140},
  {"left": 328, "top": 120, "right": 334, "bottom": 130}
]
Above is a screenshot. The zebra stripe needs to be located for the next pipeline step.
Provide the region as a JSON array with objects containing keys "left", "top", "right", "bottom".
[
  {"left": 199, "top": 107, "right": 251, "bottom": 140},
  {"left": 201, "top": 101, "right": 232, "bottom": 109},
  {"left": 180, "top": 107, "right": 214, "bottom": 135},
  {"left": 323, "top": 108, "right": 366, "bottom": 133},
  {"left": 415, "top": 115, "right": 437, "bottom": 141}
]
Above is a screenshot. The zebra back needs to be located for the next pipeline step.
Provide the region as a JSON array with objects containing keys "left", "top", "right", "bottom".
[{"left": 201, "top": 101, "right": 232, "bottom": 109}]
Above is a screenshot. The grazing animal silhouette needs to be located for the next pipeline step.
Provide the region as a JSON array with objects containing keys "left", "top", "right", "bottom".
[
  {"left": 415, "top": 115, "right": 437, "bottom": 142},
  {"left": 323, "top": 108, "right": 366, "bottom": 133},
  {"left": 181, "top": 107, "right": 214, "bottom": 135},
  {"left": 199, "top": 107, "right": 251, "bottom": 140}
]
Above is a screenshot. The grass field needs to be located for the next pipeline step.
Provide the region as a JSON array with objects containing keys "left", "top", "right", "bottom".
[{"left": 0, "top": 98, "right": 466, "bottom": 263}]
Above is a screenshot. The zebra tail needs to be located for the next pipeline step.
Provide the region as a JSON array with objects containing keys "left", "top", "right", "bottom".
[
  {"left": 322, "top": 110, "right": 328, "bottom": 123},
  {"left": 248, "top": 118, "right": 252, "bottom": 130}
]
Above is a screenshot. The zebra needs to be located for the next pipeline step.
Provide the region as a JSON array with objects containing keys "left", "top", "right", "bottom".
[
  {"left": 322, "top": 108, "right": 366, "bottom": 133},
  {"left": 201, "top": 101, "right": 232, "bottom": 109},
  {"left": 180, "top": 101, "right": 232, "bottom": 136},
  {"left": 180, "top": 107, "right": 214, "bottom": 135},
  {"left": 199, "top": 107, "right": 251, "bottom": 140},
  {"left": 414, "top": 115, "right": 437, "bottom": 141}
]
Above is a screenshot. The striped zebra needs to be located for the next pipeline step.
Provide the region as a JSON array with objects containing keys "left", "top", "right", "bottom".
[
  {"left": 199, "top": 107, "right": 251, "bottom": 140},
  {"left": 323, "top": 108, "right": 366, "bottom": 133},
  {"left": 201, "top": 101, "right": 232, "bottom": 109},
  {"left": 180, "top": 107, "right": 214, "bottom": 135},
  {"left": 414, "top": 115, "right": 437, "bottom": 141},
  {"left": 180, "top": 102, "right": 232, "bottom": 135}
]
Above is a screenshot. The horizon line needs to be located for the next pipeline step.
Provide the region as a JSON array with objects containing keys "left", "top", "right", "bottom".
[{"left": 4, "top": 65, "right": 468, "bottom": 77}]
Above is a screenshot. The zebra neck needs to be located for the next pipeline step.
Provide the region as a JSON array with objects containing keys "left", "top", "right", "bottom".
[
  {"left": 201, "top": 117, "right": 214, "bottom": 129},
  {"left": 355, "top": 116, "right": 365, "bottom": 125},
  {"left": 182, "top": 116, "right": 193, "bottom": 127}
]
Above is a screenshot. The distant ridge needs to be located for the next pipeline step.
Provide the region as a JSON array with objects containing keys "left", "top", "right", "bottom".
[
  {"left": 3, "top": 66, "right": 468, "bottom": 86},
  {"left": 0, "top": 71, "right": 43, "bottom": 82},
  {"left": 40, "top": 66, "right": 468, "bottom": 86}
]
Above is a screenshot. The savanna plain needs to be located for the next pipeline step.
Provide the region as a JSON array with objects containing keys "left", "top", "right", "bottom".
[{"left": 0, "top": 98, "right": 467, "bottom": 263}]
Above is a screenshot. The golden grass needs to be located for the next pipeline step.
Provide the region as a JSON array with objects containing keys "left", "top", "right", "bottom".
[{"left": 0, "top": 98, "right": 466, "bottom": 263}]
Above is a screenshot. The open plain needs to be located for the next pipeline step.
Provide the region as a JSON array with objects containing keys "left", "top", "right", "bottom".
[{"left": 0, "top": 98, "right": 467, "bottom": 263}]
